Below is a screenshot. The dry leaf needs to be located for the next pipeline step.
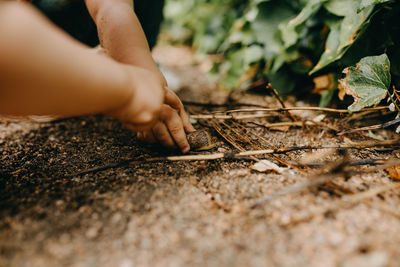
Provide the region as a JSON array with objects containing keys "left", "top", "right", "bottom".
[
  {"left": 299, "top": 148, "right": 335, "bottom": 165},
  {"left": 251, "top": 160, "right": 285, "bottom": 173},
  {"left": 386, "top": 165, "right": 400, "bottom": 180},
  {"left": 312, "top": 74, "right": 335, "bottom": 94},
  {"left": 313, "top": 114, "right": 326, "bottom": 123}
]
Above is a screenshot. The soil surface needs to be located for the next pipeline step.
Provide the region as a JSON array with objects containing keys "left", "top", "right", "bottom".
[{"left": 1, "top": 45, "right": 400, "bottom": 267}]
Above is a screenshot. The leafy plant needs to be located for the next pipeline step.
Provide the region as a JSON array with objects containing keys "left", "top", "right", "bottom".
[
  {"left": 339, "top": 54, "right": 391, "bottom": 112},
  {"left": 163, "top": 0, "right": 400, "bottom": 107}
]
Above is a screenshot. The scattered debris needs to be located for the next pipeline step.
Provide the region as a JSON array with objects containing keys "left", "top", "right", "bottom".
[{"left": 251, "top": 160, "right": 285, "bottom": 174}]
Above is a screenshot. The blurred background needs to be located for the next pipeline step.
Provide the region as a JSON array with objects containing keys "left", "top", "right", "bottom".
[{"left": 33, "top": 0, "right": 400, "bottom": 108}]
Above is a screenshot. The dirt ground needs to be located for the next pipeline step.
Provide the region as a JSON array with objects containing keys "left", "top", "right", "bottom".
[{"left": 1, "top": 45, "right": 400, "bottom": 267}]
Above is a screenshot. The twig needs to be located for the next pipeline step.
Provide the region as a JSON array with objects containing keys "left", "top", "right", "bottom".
[
  {"left": 182, "top": 101, "right": 268, "bottom": 108},
  {"left": 338, "top": 117, "right": 400, "bottom": 135},
  {"left": 267, "top": 83, "right": 297, "bottom": 122},
  {"left": 232, "top": 120, "right": 308, "bottom": 172},
  {"left": 382, "top": 117, "right": 400, "bottom": 128},
  {"left": 251, "top": 156, "right": 350, "bottom": 209},
  {"left": 190, "top": 106, "right": 389, "bottom": 120},
  {"left": 66, "top": 140, "right": 400, "bottom": 178},
  {"left": 337, "top": 124, "right": 383, "bottom": 135},
  {"left": 342, "top": 109, "right": 392, "bottom": 124},
  {"left": 191, "top": 114, "right": 274, "bottom": 120},
  {"left": 223, "top": 106, "right": 388, "bottom": 114},
  {"left": 289, "top": 158, "right": 388, "bottom": 167},
  {"left": 210, "top": 120, "right": 244, "bottom": 151},
  {"left": 387, "top": 85, "right": 400, "bottom": 114}
]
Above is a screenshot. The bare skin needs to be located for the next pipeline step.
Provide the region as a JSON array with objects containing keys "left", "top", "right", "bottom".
[
  {"left": 0, "top": 0, "right": 194, "bottom": 152},
  {"left": 85, "top": 0, "right": 195, "bottom": 153},
  {"left": 0, "top": 1, "right": 163, "bottom": 130}
]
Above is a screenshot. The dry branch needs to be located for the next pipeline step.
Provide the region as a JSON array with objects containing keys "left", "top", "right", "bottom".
[{"left": 66, "top": 139, "right": 400, "bottom": 178}]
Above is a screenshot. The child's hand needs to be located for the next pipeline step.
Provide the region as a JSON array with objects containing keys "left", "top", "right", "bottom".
[
  {"left": 136, "top": 88, "right": 195, "bottom": 153},
  {"left": 106, "top": 66, "right": 164, "bottom": 131}
]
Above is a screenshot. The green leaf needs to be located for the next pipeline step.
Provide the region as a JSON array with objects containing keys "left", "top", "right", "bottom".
[
  {"left": 310, "top": 18, "right": 342, "bottom": 74},
  {"left": 219, "top": 48, "right": 246, "bottom": 90},
  {"left": 310, "top": 4, "right": 374, "bottom": 74},
  {"left": 359, "top": 0, "right": 392, "bottom": 11},
  {"left": 280, "top": 0, "right": 325, "bottom": 49},
  {"left": 251, "top": 1, "right": 296, "bottom": 59},
  {"left": 244, "top": 45, "right": 265, "bottom": 64},
  {"left": 339, "top": 54, "right": 391, "bottom": 112},
  {"left": 324, "top": 0, "right": 361, "bottom": 16}
]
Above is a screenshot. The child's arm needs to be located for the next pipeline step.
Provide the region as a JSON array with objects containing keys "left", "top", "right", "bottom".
[
  {"left": 85, "top": 0, "right": 195, "bottom": 153},
  {"left": 84, "top": 0, "right": 161, "bottom": 79},
  {"left": 0, "top": 2, "right": 163, "bottom": 130}
]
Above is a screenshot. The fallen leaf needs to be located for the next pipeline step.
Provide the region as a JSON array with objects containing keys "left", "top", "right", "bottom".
[
  {"left": 386, "top": 165, "right": 400, "bottom": 180},
  {"left": 312, "top": 74, "right": 335, "bottom": 94},
  {"left": 251, "top": 160, "right": 285, "bottom": 173}
]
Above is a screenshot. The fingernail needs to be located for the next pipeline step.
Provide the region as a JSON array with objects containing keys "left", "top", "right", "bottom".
[{"left": 182, "top": 146, "right": 190, "bottom": 154}]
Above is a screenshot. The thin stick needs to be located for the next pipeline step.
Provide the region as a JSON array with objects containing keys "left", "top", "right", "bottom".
[
  {"left": 290, "top": 158, "right": 388, "bottom": 167},
  {"left": 337, "top": 124, "right": 382, "bottom": 135},
  {"left": 232, "top": 120, "right": 307, "bottom": 172},
  {"left": 223, "top": 106, "right": 388, "bottom": 114},
  {"left": 338, "top": 117, "right": 400, "bottom": 135},
  {"left": 190, "top": 107, "right": 389, "bottom": 120},
  {"left": 182, "top": 101, "right": 268, "bottom": 108},
  {"left": 210, "top": 120, "right": 244, "bottom": 151},
  {"left": 190, "top": 114, "right": 275, "bottom": 120},
  {"left": 267, "top": 83, "right": 297, "bottom": 122},
  {"left": 66, "top": 140, "right": 400, "bottom": 178}
]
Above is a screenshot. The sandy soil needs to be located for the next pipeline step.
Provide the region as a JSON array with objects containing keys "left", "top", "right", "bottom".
[{"left": 0, "top": 45, "right": 399, "bottom": 267}]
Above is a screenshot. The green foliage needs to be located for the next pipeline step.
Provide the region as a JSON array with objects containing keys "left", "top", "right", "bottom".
[
  {"left": 339, "top": 54, "right": 390, "bottom": 112},
  {"left": 164, "top": 0, "right": 400, "bottom": 101}
]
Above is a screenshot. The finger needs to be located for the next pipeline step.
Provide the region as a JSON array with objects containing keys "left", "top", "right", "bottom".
[
  {"left": 152, "top": 122, "right": 176, "bottom": 149},
  {"left": 163, "top": 88, "right": 194, "bottom": 133},
  {"left": 163, "top": 109, "right": 190, "bottom": 153},
  {"left": 164, "top": 87, "right": 183, "bottom": 111},
  {"left": 180, "top": 108, "right": 196, "bottom": 133},
  {"left": 142, "top": 131, "right": 157, "bottom": 144}
]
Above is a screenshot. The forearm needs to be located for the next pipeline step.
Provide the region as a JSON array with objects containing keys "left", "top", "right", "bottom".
[
  {"left": 0, "top": 2, "right": 132, "bottom": 116},
  {"left": 85, "top": 0, "right": 162, "bottom": 78}
]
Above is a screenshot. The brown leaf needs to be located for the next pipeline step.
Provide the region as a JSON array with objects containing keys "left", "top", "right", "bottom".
[
  {"left": 386, "top": 165, "right": 400, "bottom": 180},
  {"left": 339, "top": 67, "right": 358, "bottom": 102},
  {"left": 312, "top": 73, "right": 335, "bottom": 94}
]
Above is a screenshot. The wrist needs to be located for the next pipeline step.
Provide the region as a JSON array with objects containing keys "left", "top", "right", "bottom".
[{"left": 102, "top": 63, "right": 136, "bottom": 115}]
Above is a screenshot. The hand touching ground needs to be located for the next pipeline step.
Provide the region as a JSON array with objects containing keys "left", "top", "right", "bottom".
[{"left": 137, "top": 87, "right": 195, "bottom": 153}]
